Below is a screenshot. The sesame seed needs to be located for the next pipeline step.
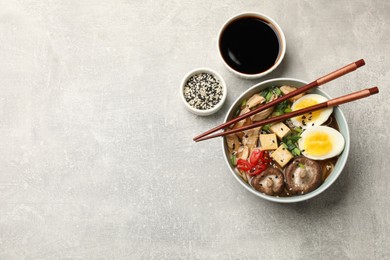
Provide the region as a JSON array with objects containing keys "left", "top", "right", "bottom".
[{"left": 183, "top": 73, "right": 223, "bottom": 110}]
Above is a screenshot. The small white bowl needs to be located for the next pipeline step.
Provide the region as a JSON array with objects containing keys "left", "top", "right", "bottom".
[
  {"left": 218, "top": 12, "right": 286, "bottom": 79},
  {"left": 180, "top": 68, "right": 227, "bottom": 116}
]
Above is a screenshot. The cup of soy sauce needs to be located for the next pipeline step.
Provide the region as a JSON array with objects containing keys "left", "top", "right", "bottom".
[{"left": 218, "top": 13, "right": 286, "bottom": 79}]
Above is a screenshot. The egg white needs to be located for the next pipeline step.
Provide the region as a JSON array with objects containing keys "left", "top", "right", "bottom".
[
  {"left": 298, "top": 126, "right": 345, "bottom": 160},
  {"left": 290, "top": 94, "right": 333, "bottom": 129}
]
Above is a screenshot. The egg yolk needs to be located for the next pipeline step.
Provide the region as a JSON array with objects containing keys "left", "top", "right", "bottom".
[
  {"left": 303, "top": 132, "right": 333, "bottom": 156},
  {"left": 293, "top": 98, "right": 323, "bottom": 123}
]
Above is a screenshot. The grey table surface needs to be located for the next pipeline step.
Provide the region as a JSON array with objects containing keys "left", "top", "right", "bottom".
[{"left": 1, "top": 0, "right": 389, "bottom": 259}]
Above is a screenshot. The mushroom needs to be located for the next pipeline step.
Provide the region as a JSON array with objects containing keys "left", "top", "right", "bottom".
[
  {"left": 237, "top": 146, "right": 249, "bottom": 160},
  {"left": 250, "top": 94, "right": 276, "bottom": 121},
  {"left": 232, "top": 117, "right": 253, "bottom": 140},
  {"left": 284, "top": 157, "right": 322, "bottom": 195},
  {"left": 280, "top": 85, "right": 305, "bottom": 102},
  {"left": 226, "top": 134, "right": 241, "bottom": 154},
  {"left": 242, "top": 127, "right": 260, "bottom": 150},
  {"left": 250, "top": 107, "right": 274, "bottom": 121},
  {"left": 246, "top": 94, "right": 265, "bottom": 109},
  {"left": 229, "top": 107, "right": 251, "bottom": 141},
  {"left": 251, "top": 168, "right": 284, "bottom": 196},
  {"left": 235, "top": 107, "right": 250, "bottom": 127}
]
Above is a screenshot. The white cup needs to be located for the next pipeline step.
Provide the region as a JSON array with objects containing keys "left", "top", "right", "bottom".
[{"left": 218, "top": 13, "right": 286, "bottom": 79}]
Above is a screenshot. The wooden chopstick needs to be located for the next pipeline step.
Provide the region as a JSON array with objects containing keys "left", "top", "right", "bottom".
[
  {"left": 194, "top": 87, "right": 379, "bottom": 142},
  {"left": 193, "top": 59, "right": 365, "bottom": 141}
]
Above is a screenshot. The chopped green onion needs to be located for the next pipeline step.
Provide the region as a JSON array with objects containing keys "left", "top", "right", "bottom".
[
  {"left": 231, "top": 154, "right": 237, "bottom": 166},
  {"left": 234, "top": 107, "right": 241, "bottom": 117},
  {"left": 289, "top": 135, "right": 301, "bottom": 142},
  {"left": 284, "top": 108, "right": 292, "bottom": 113},
  {"left": 260, "top": 90, "right": 269, "bottom": 98},
  {"left": 262, "top": 124, "right": 271, "bottom": 131},
  {"left": 274, "top": 87, "right": 282, "bottom": 96},
  {"left": 294, "top": 126, "right": 303, "bottom": 134},
  {"left": 298, "top": 163, "right": 305, "bottom": 168},
  {"left": 241, "top": 99, "right": 247, "bottom": 108},
  {"left": 265, "top": 91, "right": 273, "bottom": 102},
  {"left": 275, "top": 100, "right": 290, "bottom": 115},
  {"left": 292, "top": 147, "right": 301, "bottom": 156},
  {"left": 288, "top": 144, "right": 295, "bottom": 151},
  {"left": 273, "top": 111, "right": 283, "bottom": 117}
]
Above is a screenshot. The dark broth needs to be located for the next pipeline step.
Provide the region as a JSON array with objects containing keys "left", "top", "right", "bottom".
[{"left": 219, "top": 17, "right": 280, "bottom": 74}]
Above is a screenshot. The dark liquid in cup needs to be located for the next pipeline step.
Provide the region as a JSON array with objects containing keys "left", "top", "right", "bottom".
[{"left": 219, "top": 17, "right": 281, "bottom": 75}]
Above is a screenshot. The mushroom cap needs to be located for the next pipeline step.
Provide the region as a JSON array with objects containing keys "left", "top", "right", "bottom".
[
  {"left": 251, "top": 167, "right": 284, "bottom": 196},
  {"left": 284, "top": 157, "right": 322, "bottom": 195}
]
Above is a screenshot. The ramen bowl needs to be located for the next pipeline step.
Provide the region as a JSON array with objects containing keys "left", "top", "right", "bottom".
[{"left": 222, "top": 78, "right": 350, "bottom": 203}]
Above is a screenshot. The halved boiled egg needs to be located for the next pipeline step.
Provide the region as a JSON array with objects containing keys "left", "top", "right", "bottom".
[
  {"left": 290, "top": 94, "right": 333, "bottom": 129},
  {"left": 298, "top": 126, "right": 345, "bottom": 160}
]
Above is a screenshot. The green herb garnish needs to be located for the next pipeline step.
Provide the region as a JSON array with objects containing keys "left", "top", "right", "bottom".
[
  {"left": 262, "top": 124, "right": 271, "bottom": 131},
  {"left": 260, "top": 89, "right": 269, "bottom": 98},
  {"left": 294, "top": 126, "right": 303, "bottom": 134},
  {"left": 241, "top": 99, "right": 247, "bottom": 108},
  {"left": 234, "top": 107, "right": 241, "bottom": 117},
  {"left": 273, "top": 111, "right": 283, "bottom": 117},
  {"left": 282, "top": 131, "right": 302, "bottom": 157},
  {"left": 292, "top": 147, "right": 301, "bottom": 156},
  {"left": 231, "top": 154, "right": 237, "bottom": 166},
  {"left": 273, "top": 87, "right": 282, "bottom": 97},
  {"left": 265, "top": 91, "right": 273, "bottom": 102}
]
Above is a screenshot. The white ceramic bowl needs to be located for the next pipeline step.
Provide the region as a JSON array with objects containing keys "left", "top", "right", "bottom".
[
  {"left": 222, "top": 78, "right": 350, "bottom": 203},
  {"left": 180, "top": 68, "right": 227, "bottom": 116},
  {"left": 218, "top": 12, "right": 286, "bottom": 79}
]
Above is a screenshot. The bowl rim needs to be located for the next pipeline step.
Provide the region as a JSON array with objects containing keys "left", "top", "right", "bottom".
[
  {"left": 221, "top": 77, "right": 350, "bottom": 203},
  {"left": 217, "top": 12, "right": 287, "bottom": 79},
  {"left": 180, "top": 67, "right": 227, "bottom": 116}
]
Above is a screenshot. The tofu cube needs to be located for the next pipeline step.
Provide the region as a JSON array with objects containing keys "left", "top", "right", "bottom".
[
  {"left": 270, "top": 122, "right": 291, "bottom": 140},
  {"left": 270, "top": 145, "right": 293, "bottom": 168},
  {"left": 259, "top": 134, "right": 278, "bottom": 150}
]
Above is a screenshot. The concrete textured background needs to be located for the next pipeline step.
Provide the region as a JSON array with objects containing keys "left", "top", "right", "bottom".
[{"left": 0, "top": 0, "right": 389, "bottom": 259}]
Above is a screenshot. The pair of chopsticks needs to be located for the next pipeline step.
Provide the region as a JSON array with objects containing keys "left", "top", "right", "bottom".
[{"left": 193, "top": 59, "right": 379, "bottom": 142}]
